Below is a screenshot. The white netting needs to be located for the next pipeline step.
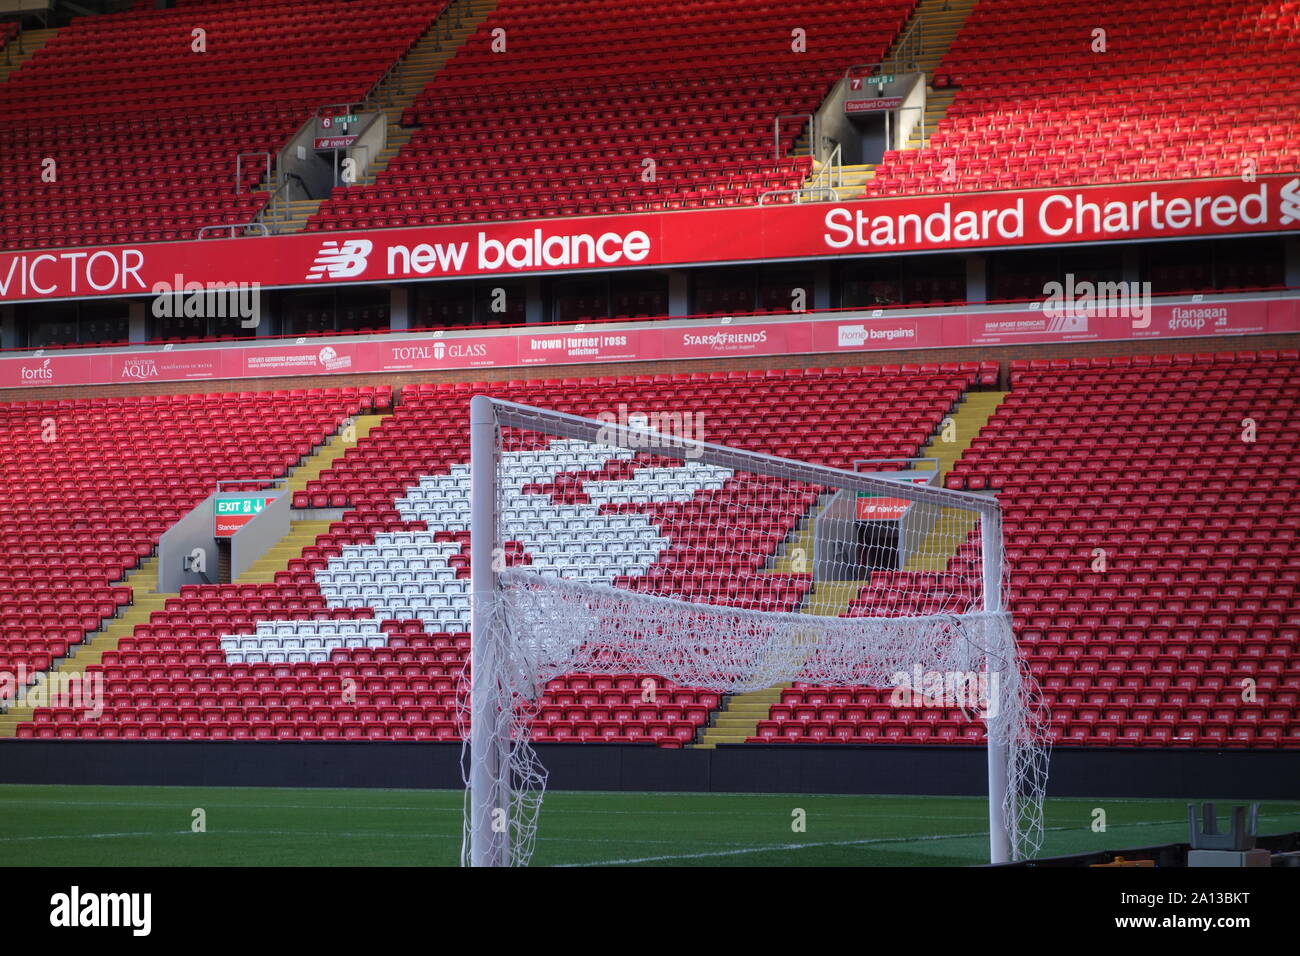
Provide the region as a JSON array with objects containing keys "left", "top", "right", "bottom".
[{"left": 460, "top": 398, "right": 1050, "bottom": 866}]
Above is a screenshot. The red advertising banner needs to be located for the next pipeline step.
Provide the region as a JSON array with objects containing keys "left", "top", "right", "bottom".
[
  {"left": 855, "top": 497, "right": 911, "bottom": 520},
  {"left": 0, "top": 297, "right": 1295, "bottom": 390},
  {"left": 314, "top": 136, "right": 358, "bottom": 149},
  {"left": 1, "top": 176, "right": 1297, "bottom": 305}
]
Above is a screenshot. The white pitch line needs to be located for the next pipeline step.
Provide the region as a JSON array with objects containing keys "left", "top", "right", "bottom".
[{"left": 551, "top": 816, "right": 1236, "bottom": 867}]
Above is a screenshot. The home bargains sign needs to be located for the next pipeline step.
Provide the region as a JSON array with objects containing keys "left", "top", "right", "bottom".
[
  {"left": 214, "top": 494, "right": 276, "bottom": 537},
  {"left": 0, "top": 175, "right": 1296, "bottom": 304}
]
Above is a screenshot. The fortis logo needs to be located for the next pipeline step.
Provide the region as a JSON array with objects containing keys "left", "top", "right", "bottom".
[
  {"left": 1280, "top": 178, "right": 1300, "bottom": 225},
  {"left": 306, "top": 239, "right": 373, "bottom": 280},
  {"left": 21, "top": 358, "right": 53, "bottom": 381}
]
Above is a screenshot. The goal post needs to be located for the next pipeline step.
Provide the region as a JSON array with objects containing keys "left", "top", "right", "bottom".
[{"left": 464, "top": 394, "right": 1047, "bottom": 867}]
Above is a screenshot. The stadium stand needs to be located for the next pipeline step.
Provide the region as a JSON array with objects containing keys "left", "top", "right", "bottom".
[
  {"left": 13, "top": 364, "right": 980, "bottom": 745},
  {"left": 868, "top": 0, "right": 1300, "bottom": 194},
  {"left": 305, "top": 0, "right": 916, "bottom": 230},
  {"left": 754, "top": 350, "right": 1300, "bottom": 748},
  {"left": 0, "top": 0, "right": 447, "bottom": 249},
  {"left": 0, "top": 388, "right": 381, "bottom": 696}
]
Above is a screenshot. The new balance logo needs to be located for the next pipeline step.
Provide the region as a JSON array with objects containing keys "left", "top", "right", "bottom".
[
  {"left": 305, "top": 239, "right": 373, "bottom": 280},
  {"left": 1280, "top": 178, "right": 1300, "bottom": 225}
]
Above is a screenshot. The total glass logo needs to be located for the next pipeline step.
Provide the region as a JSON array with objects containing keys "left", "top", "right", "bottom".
[{"left": 389, "top": 342, "right": 488, "bottom": 362}]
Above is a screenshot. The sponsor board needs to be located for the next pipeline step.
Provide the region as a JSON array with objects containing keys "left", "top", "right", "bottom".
[
  {"left": 1, "top": 177, "right": 1296, "bottom": 304},
  {"left": 855, "top": 496, "right": 912, "bottom": 520},
  {"left": 0, "top": 297, "right": 1294, "bottom": 390},
  {"left": 845, "top": 96, "right": 904, "bottom": 114}
]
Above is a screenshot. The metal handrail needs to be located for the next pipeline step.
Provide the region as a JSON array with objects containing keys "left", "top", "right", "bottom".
[
  {"left": 235, "top": 151, "right": 271, "bottom": 194},
  {"left": 808, "top": 142, "right": 842, "bottom": 195},
  {"left": 758, "top": 185, "right": 840, "bottom": 205},
  {"left": 197, "top": 222, "right": 270, "bottom": 240},
  {"left": 773, "top": 112, "right": 814, "bottom": 161},
  {"left": 264, "top": 173, "right": 310, "bottom": 230},
  {"left": 845, "top": 16, "right": 924, "bottom": 82}
]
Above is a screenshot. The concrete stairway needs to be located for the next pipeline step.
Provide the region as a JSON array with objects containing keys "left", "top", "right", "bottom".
[
  {"left": 286, "top": 414, "right": 386, "bottom": 495},
  {"left": 922, "top": 390, "right": 1007, "bottom": 482},
  {"left": 693, "top": 497, "right": 867, "bottom": 748},
  {"left": 257, "top": 0, "right": 495, "bottom": 235},
  {"left": 234, "top": 519, "right": 334, "bottom": 585},
  {"left": 235, "top": 412, "right": 388, "bottom": 583},
  {"left": 898, "top": 0, "right": 976, "bottom": 150},
  {"left": 0, "top": 26, "right": 58, "bottom": 82},
  {"left": 794, "top": 0, "right": 976, "bottom": 197},
  {"left": 693, "top": 388, "right": 1007, "bottom": 746},
  {"left": 903, "top": 389, "right": 1007, "bottom": 572},
  {"left": 0, "top": 557, "right": 172, "bottom": 737}
]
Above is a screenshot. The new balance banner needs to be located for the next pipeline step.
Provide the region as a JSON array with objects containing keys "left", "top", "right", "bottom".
[
  {"left": 1, "top": 297, "right": 1294, "bottom": 390},
  {"left": 1, "top": 176, "right": 1297, "bottom": 303}
]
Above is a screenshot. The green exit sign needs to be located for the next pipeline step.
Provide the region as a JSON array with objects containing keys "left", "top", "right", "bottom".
[
  {"left": 216, "top": 495, "right": 272, "bottom": 516},
  {"left": 866, "top": 74, "right": 894, "bottom": 86}
]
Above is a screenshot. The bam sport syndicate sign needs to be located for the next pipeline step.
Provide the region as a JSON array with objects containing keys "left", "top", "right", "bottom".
[
  {"left": 0, "top": 176, "right": 1297, "bottom": 303},
  {"left": 1, "top": 296, "right": 1295, "bottom": 390}
]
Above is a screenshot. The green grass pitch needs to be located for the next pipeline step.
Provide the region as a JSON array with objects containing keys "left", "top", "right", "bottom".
[{"left": 2, "top": 785, "right": 1298, "bottom": 866}]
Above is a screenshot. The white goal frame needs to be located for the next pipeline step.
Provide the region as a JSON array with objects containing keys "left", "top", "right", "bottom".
[{"left": 467, "top": 395, "right": 1026, "bottom": 867}]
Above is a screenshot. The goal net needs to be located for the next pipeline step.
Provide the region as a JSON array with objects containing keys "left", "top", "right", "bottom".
[{"left": 462, "top": 396, "right": 1049, "bottom": 866}]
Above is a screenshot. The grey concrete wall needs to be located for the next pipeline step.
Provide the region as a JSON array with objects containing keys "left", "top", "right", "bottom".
[
  {"left": 230, "top": 489, "right": 291, "bottom": 581},
  {"left": 813, "top": 78, "right": 858, "bottom": 165},
  {"left": 158, "top": 494, "right": 217, "bottom": 592}
]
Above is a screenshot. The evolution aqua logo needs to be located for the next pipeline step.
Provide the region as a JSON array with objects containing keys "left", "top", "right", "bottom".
[{"left": 119, "top": 358, "right": 159, "bottom": 380}]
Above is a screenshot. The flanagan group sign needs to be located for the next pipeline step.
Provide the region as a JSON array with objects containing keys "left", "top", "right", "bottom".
[
  {"left": 1, "top": 296, "right": 1295, "bottom": 390},
  {"left": 0, "top": 176, "right": 1297, "bottom": 304}
]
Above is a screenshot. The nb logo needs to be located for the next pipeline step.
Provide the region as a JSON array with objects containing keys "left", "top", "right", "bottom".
[
  {"left": 1280, "top": 178, "right": 1300, "bottom": 225},
  {"left": 306, "top": 239, "right": 373, "bottom": 280}
]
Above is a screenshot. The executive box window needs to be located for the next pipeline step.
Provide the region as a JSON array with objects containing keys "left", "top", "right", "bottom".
[
  {"left": 611, "top": 273, "right": 669, "bottom": 319},
  {"left": 282, "top": 291, "right": 336, "bottom": 335},
  {"left": 338, "top": 287, "right": 390, "bottom": 333},
  {"left": 692, "top": 265, "right": 822, "bottom": 316},
  {"left": 986, "top": 247, "right": 1122, "bottom": 303},
  {"left": 25, "top": 302, "right": 128, "bottom": 348},
  {"left": 840, "top": 255, "right": 965, "bottom": 308},
  {"left": 411, "top": 279, "right": 525, "bottom": 328},
  {"left": 551, "top": 277, "right": 609, "bottom": 323}
]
